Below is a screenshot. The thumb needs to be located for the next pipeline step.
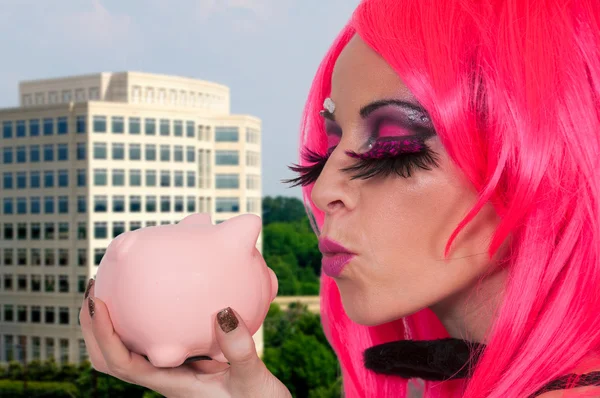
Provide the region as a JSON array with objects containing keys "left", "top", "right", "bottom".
[{"left": 215, "top": 307, "right": 266, "bottom": 382}]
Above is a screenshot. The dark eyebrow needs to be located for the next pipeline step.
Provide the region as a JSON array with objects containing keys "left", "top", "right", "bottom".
[{"left": 359, "top": 99, "right": 427, "bottom": 119}]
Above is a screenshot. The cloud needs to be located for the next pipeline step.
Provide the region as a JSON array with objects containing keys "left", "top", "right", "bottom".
[{"left": 194, "top": 0, "right": 290, "bottom": 23}]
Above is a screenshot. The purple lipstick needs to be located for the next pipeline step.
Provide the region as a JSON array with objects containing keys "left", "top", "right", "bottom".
[{"left": 319, "top": 238, "right": 355, "bottom": 278}]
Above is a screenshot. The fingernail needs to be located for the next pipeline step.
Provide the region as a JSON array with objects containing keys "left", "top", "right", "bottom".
[
  {"left": 88, "top": 297, "right": 95, "bottom": 318},
  {"left": 217, "top": 307, "right": 238, "bottom": 333},
  {"left": 84, "top": 278, "right": 95, "bottom": 299}
]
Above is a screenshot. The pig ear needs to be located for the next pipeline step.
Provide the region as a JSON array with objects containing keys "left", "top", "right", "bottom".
[
  {"left": 178, "top": 213, "right": 212, "bottom": 226},
  {"left": 218, "top": 214, "right": 262, "bottom": 252}
]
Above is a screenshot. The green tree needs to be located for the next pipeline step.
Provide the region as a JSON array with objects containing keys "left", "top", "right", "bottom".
[
  {"left": 263, "top": 303, "right": 341, "bottom": 398},
  {"left": 262, "top": 196, "right": 308, "bottom": 225}
]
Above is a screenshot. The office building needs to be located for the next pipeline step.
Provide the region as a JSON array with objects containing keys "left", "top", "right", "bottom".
[{"left": 0, "top": 72, "right": 262, "bottom": 365}]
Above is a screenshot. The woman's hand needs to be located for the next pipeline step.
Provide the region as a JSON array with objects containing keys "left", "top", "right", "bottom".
[{"left": 79, "top": 279, "right": 292, "bottom": 398}]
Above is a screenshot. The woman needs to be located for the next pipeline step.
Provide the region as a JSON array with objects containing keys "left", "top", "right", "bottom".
[{"left": 79, "top": 0, "right": 600, "bottom": 396}]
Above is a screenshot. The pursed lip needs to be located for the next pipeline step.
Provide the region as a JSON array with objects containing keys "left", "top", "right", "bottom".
[{"left": 319, "top": 237, "right": 356, "bottom": 278}]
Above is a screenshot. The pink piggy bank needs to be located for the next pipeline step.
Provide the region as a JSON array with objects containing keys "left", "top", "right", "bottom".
[{"left": 93, "top": 213, "right": 278, "bottom": 367}]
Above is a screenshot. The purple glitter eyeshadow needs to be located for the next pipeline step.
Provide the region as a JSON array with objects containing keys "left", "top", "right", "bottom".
[{"left": 345, "top": 138, "right": 426, "bottom": 160}]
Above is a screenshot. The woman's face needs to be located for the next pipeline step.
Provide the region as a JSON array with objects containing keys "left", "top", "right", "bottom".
[{"left": 311, "top": 35, "right": 502, "bottom": 327}]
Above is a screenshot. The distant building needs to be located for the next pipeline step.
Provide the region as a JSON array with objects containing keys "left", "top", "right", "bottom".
[{"left": 0, "top": 72, "right": 262, "bottom": 365}]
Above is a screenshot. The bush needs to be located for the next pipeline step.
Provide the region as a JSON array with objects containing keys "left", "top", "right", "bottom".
[{"left": 0, "top": 379, "right": 78, "bottom": 397}]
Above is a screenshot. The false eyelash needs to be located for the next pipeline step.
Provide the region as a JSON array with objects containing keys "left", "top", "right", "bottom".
[
  {"left": 283, "top": 147, "right": 334, "bottom": 187},
  {"left": 343, "top": 139, "right": 439, "bottom": 180}
]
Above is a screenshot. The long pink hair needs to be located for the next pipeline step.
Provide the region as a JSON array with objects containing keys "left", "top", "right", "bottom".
[{"left": 297, "top": 0, "right": 600, "bottom": 396}]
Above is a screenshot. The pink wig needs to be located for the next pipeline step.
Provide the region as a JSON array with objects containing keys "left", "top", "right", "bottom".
[{"left": 298, "top": 0, "right": 600, "bottom": 396}]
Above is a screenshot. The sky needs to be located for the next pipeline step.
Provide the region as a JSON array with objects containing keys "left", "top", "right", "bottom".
[{"left": 0, "top": 0, "right": 360, "bottom": 199}]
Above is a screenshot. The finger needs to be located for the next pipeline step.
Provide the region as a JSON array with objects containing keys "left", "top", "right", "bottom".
[
  {"left": 215, "top": 307, "right": 267, "bottom": 385},
  {"left": 89, "top": 296, "right": 192, "bottom": 392},
  {"left": 187, "top": 359, "right": 230, "bottom": 374},
  {"left": 79, "top": 279, "right": 109, "bottom": 373}
]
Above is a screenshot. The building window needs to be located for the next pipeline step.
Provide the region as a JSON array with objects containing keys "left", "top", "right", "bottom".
[
  {"left": 160, "top": 119, "right": 170, "bottom": 136},
  {"left": 94, "top": 248, "right": 106, "bottom": 265},
  {"left": 146, "top": 196, "right": 157, "bottom": 212},
  {"left": 215, "top": 174, "right": 239, "bottom": 189},
  {"left": 145, "top": 170, "right": 156, "bottom": 186},
  {"left": 31, "top": 306, "right": 41, "bottom": 323},
  {"left": 4, "top": 305, "right": 14, "bottom": 322},
  {"left": 57, "top": 143, "right": 69, "bottom": 161},
  {"left": 17, "top": 222, "right": 27, "bottom": 239},
  {"left": 17, "top": 248, "right": 27, "bottom": 265},
  {"left": 174, "top": 145, "right": 183, "bottom": 162},
  {"left": 112, "top": 169, "right": 125, "bottom": 186},
  {"left": 94, "top": 196, "right": 107, "bottom": 212},
  {"left": 94, "top": 222, "right": 107, "bottom": 239},
  {"left": 77, "top": 142, "right": 86, "bottom": 160},
  {"left": 93, "top": 116, "right": 107, "bottom": 133},
  {"left": 78, "top": 248, "right": 87, "bottom": 266},
  {"left": 59, "top": 275, "right": 69, "bottom": 293},
  {"left": 145, "top": 118, "right": 156, "bottom": 135},
  {"left": 79, "top": 340, "right": 88, "bottom": 363},
  {"left": 43, "top": 144, "right": 54, "bottom": 161},
  {"left": 16, "top": 146, "right": 26, "bottom": 163},
  {"left": 44, "top": 222, "right": 55, "bottom": 240},
  {"left": 58, "top": 196, "right": 69, "bottom": 213},
  {"left": 129, "top": 169, "right": 141, "bottom": 186},
  {"left": 112, "top": 116, "right": 124, "bottom": 133},
  {"left": 45, "top": 275, "right": 55, "bottom": 292},
  {"left": 215, "top": 127, "right": 239, "bottom": 142},
  {"left": 174, "top": 196, "right": 184, "bottom": 212},
  {"left": 78, "top": 275, "right": 87, "bottom": 293},
  {"left": 30, "top": 170, "right": 40, "bottom": 187},
  {"left": 58, "top": 249, "right": 69, "bottom": 265},
  {"left": 130, "top": 221, "right": 142, "bottom": 231},
  {"left": 94, "top": 169, "right": 107, "bottom": 186},
  {"left": 18, "top": 305, "right": 27, "bottom": 322},
  {"left": 129, "top": 117, "right": 141, "bottom": 134},
  {"left": 113, "top": 196, "right": 125, "bottom": 212},
  {"left": 216, "top": 197, "right": 240, "bottom": 213},
  {"left": 45, "top": 248, "right": 55, "bottom": 266},
  {"left": 112, "top": 143, "right": 125, "bottom": 160},
  {"left": 17, "top": 197, "right": 27, "bottom": 214},
  {"left": 187, "top": 196, "right": 196, "bottom": 212},
  {"left": 58, "top": 117, "right": 68, "bottom": 134},
  {"left": 246, "top": 127, "right": 260, "bottom": 144},
  {"left": 77, "top": 169, "right": 86, "bottom": 187},
  {"left": 187, "top": 171, "right": 196, "bottom": 187},
  {"left": 216, "top": 150, "right": 239, "bottom": 165},
  {"left": 30, "top": 196, "right": 42, "bottom": 214},
  {"left": 160, "top": 196, "right": 171, "bottom": 212},
  {"left": 246, "top": 151, "right": 260, "bottom": 167},
  {"left": 93, "top": 142, "right": 107, "bottom": 159},
  {"left": 113, "top": 222, "right": 125, "bottom": 238},
  {"left": 44, "top": 196, "right": 55, "bottom": 214},
  {"left": 174, "top": 171, "right": 183, "bottom": 187},
  {"left": 76, "top": 115, "right": 86, "bottom": 133},
  {"left": 160, "top": 170, "right": 170, "bottom": 187},
  {"left": 46, "top": 338, "right": 55, "bottom": 360},
  {"left": 43, "top": 118, "right": 54, "bottom": 136},
  {"left": 31, "top": 222, "right": 41, "bottom": 239},
  {"left": 77, "top": 196, "right": 86, "bottom": 214},
  {"left": 187, "top": 146, "right": 195, "bottom": 162},
  {"left": 4, "top": 275, "right": 13, "bottom": 290},
  {"left": 31, "top": 249, "right": 41, "bottom": 266},
  {"left": 30, "top": 119, "right": 40, "bottom": 136},
  {"left": 186, "top": 121, "right": 195, "bottom": 138},
  {"left": 59, "top": 308, "right": 70, "bottom": 325},
  {"left": 145, "top": 144, "right": 156, "bottom": 160},
  {"left": 4, "top": 223, "right": 14, "bottom": 240},
  {"left": 2, "top": 121, "right": 13, "bottom": 138},
  {"left": 16, "top": 120, "right": 25, "bottom": 137},
  {"left": 3, "top": 172, "right": 13, "bottom": 189},
  {"left": 129, "top": 143, "right": 141, "bottom": 160},
  {"left": 44, "top": 170, "right": 54, "bottom": 188},
  {"left": 246, "top": 174, "right": 260, "bottom": 190},
  {"left": 30, "top": 145, "right": 40, "bottom": 162},
  {"left": 17, "top": 277, "right": 27, "bottom": 292},
  {"left": 130, "top": 196, "right": 141, "bottom": 212},
  {"left": 160, "top": 145, "right": 170, "bottom": 161},
  {"left": 78, "top": 223, "right": 87, "bottom": 241},
  {"left": 58, "top": 170, "right": 69, "bottom": 187},
  {"left": 3, "top": 147, "right": 13, "bottom": 164},
  {"left": 16, "top": 171, "right": 26, "bottom": 188},
  {"left": 4, "top": 335, "right": 14, "bottom": 362},
  {"left": 45, "top": 306, "right": 55, "bottom": 323},
  {"left": 174, "top": 120, "right": 183, "bottom": 136}
]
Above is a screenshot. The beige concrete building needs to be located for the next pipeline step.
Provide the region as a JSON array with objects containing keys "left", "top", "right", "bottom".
[{"left": 0, "top": 72, "right": 262, "bottom": 365}]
